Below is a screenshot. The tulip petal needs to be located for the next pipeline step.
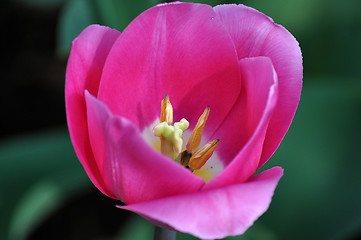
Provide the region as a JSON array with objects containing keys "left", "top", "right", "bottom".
[
  {"left": 214, "top": 4, "right": 302, "bottom": 167},
  {"left": 65, "top": 25, "right": 120, "bottom": 196},
  {"left": 205, "top": 57, "right": 278, "bottom": 190},
  {"left": 120, "top": 167, "right": 283, "bottom": 239},
  {"left": 98, "top": 2, "right": 241, "bottom": 134},
  {"left": 85, "top": 91, "right": 205, "bottom": 203}
]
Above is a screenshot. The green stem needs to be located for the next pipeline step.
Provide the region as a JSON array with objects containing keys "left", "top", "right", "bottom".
[{"left": 153, "top": 226, "right": 176, "bottom": 240}]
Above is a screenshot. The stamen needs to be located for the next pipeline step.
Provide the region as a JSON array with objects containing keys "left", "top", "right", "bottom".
[
  {"left": 188, "top": 139, "right": 220, "bottom": 170},
  {"left": 186, "top": 106, "right": 210, "bottom": 153},
  {"left": 160, "top": 95, "right": 173, "bottom": 125},
  {"left": 153, "top": 95, "right": 220, "bottom": 179}
]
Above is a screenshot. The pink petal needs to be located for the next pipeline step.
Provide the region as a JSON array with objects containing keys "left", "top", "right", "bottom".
[
  {"left": 97, "top": 2, "right": 241, "bottom": 134},
  {"left": 65, "top": 25, "right": 120, "bottom": 196},
  {"left": 120, "top": 167, "right": 283, "bottom": 239},
  {"left": 205, "top": 57, "right": 278, "bottom": 190},
  {"left": 214, "top": 4, "right": 302, "bottom": 167},
  {"left": 85, "top": 91, "right": 205, "bottom": 203}
]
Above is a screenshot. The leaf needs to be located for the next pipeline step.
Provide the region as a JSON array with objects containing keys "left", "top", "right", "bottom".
[
  {"left": 0, "top": 128, "right": 89, "bottom": 240},
  {"left": 259, "top": 77, "right": 361, "bottom": 240},
  {"left": 56, "top": 0, "right": 97, "bottom": 58},
  {"left": 56, "top": 0, "right": 155, "bottom": 58},
  {"left": 8, "top": 172, "right": 89, "bottom": 240},
  {"left": 115, "top": 214, "right": 153, "bottom": 240}
]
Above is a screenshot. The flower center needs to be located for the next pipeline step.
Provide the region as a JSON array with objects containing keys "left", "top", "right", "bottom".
[{"left": 153, "top": 95, "right": 220, "bottom": 174}]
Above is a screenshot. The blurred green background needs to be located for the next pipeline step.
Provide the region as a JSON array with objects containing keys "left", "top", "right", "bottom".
[{"left": 1, "top": 0, "right": 360, "bottom": 239}]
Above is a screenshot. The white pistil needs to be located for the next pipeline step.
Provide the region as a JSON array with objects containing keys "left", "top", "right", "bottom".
[{"left": 173, "top": 119, "right": 189, "bottom": 152}]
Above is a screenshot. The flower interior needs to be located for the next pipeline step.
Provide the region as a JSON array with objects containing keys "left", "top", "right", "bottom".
[{"left": 145, "top": 95, "right": 222, "bottom": 182}]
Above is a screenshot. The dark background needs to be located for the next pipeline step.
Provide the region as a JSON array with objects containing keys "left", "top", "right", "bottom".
[{"left": 1, "top": 0, "right": 360, "bottom": 239}]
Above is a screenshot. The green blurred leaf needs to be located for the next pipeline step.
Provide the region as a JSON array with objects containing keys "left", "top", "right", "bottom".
[
  {"left": 93, "top": 0, "right": 155, "bottom": 31},
  {"left": 243, "top": 0, "right": 324, "bottom": 35},
  {"left": 56, "top": 0, "right": 155, "bottom": 58},
  {"left": 9, "top": 182, "right": 61, "bottom": 240},
  {"left": 115, "top": 214, "right": 153, "bottom": 240},
  {"left": 259, "top": 76, "right": 361, "bottom": 239},
  {"left": 8, "top": 170, "right": 89, "bottom": 240},
  {"left": 56, "top": 0, "right": 97, "bottom": 58},
  {"left": 0, "top": 128, "right": 89, "bottom": 240}
]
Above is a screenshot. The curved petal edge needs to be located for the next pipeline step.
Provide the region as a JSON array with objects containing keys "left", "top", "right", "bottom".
[
  {"left": 214, "top": 4, "right": 302, "bottom": 168},
  {"left": 205, "top": 57, "right": 278, "bottom": 190},
  {"left": 119, "top": 167, "right": 283, "bottom": 239},
  {"left": 65, "top": 25, "right": 120, "bottom": 195}
]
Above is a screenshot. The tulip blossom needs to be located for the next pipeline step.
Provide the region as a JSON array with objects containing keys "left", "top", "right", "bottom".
[{"left": 65, "top": 1, "right": 302, "bottom": 239}]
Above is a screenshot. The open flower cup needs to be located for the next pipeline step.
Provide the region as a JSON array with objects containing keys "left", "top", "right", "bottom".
[{"left": 65, "top": 2, "right": 302, "bottom": 239}]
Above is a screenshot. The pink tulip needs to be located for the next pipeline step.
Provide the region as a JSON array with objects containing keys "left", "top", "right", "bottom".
[{"left": 65, "top": 1, "right": 302, "bottom": 239}]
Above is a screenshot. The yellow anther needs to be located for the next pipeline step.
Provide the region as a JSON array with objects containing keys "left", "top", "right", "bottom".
[
  {"left": 188, "top": 139, "right": 220, "bottom": 170},
  {"left": 186, "top": 106, "right": 210, "bottom": 153},
  {"left": 160, "top": 95, "right": 173, "bottom": 125}
]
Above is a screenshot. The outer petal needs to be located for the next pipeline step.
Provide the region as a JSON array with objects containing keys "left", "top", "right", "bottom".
[
  {"left": 205, "top": 57, "right": 278, "bottom": 190},
  {"left": 120, "top": 167, "right": 283, "bottom": 239},
  {"left": 85, "top": 91, "right": 205, "bottom": 203},
  {"left": 65, "top": 25, "right": 120, "bottom": 196},
  {"left": 98, "top": 2, "right": 241, "bottom": 134},
  {"left": 214, "top": 4, "right": 302, "bottom": 167}
]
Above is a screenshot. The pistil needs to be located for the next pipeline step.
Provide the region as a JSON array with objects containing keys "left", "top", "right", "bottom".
[{"left": 153, "top": 118, "right": 189, "bottom": 160}]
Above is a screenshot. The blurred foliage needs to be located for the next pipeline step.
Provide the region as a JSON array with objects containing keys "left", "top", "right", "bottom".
[
  {"left": 260, "top": 77, "right": 361, "bottom": 240},
  {"left": 0, "top": 129, "right": 90, "bottom": 240},
  {"left": 1, "top": 0, "right": 361, "bottom": 239},
  {"left": 57, "top": 0, "right": 158, "bottom": 58},
  {"left": 54, "top": 0, "right": 361, "bottom": 80}
]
